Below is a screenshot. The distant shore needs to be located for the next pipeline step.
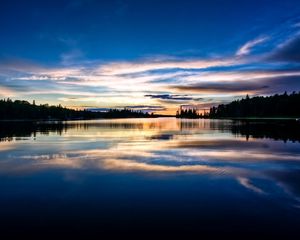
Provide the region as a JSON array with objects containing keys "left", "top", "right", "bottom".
[
  {"left": 0, "top": 115, "right": 174, "bottom": 122},
  {"left": 0, "top": 99, "right": 171, "bottom": 121},
  {"left": 211, "top": 117, "right": 300, "bottom": 121},
  {"left": 1, "top": 116, "right": 299, "bottom": 123}
]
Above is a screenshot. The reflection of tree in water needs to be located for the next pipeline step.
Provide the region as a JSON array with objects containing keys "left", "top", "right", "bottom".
[
  {"left": 173, "top": 119, "right": 300, "bottom": 142},
  {"left": 0, "top": 121, "right": 145, "bottom": 141},
  {"left": 231, "top": 120, "right": 300, "bottom": 143},
  {"left": 178, "top": 120, "right": 201, "bottom": 130},
  {"left": 0, "top": 122, "right": 68, "bottom": 141},
  {"left": 178, "top": 119, "right": 232, "bottom": 131},
  {"left": 1, "top": 119, "right": 300, "bottom": 143},
  {"left": 96, "top": 123, "right": 144, "bottom": 129}
]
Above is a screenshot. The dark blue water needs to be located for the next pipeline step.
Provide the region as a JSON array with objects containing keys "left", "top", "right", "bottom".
[{"left": 0, "top": 118, "right": 300, "bottom": 238}]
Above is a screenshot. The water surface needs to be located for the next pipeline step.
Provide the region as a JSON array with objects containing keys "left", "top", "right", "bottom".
[{"left": 0, "top": 118, "right": 300, "bottom": 238}]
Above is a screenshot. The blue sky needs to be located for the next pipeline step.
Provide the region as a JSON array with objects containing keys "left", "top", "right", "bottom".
[{"left": 1, "top": 0, "right": 300, "bottom": 114}]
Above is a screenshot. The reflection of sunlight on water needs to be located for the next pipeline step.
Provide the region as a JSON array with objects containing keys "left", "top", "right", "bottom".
[
  {"left": 0, "top": 118, "right": 300, "bottom": 200},
  {"left": 0, "top": 141, "right": 16, "bottom": 152}
]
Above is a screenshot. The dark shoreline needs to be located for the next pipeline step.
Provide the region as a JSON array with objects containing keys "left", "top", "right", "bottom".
[
  {"left": 0, "top": 115, "right": 174, "bottom": 122},
  {"left": 1, "top": 117, "right": 300, "bottom": 143},
  {"left": 2, "top": 117, "right": 297, "bottom": 124}
]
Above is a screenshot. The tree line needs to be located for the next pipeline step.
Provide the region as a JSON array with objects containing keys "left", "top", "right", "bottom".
[
  {"left": 175, "top": 92, "right": 300, "bottom": 119},
  {"left": 208, "top": 92, "right": 300, "bottom": 118},
  {"left": 176, "top": 108, "right": 200, "bottom": 118},
  {"left": 0, "top": 99, "right": 154, "bottom": 120}
]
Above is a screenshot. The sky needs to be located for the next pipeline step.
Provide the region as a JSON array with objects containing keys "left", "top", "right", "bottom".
[{"left": 1, "top": 0, "right": 300, "bottom": 114}]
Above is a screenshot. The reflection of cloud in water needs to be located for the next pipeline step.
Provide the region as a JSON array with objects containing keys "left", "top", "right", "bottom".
[
  {"left": 0, "top": 141, "right": 16, "bottom": 152},
  {"left": 182, "top": 149, "right": 300, "bottom": 161},
  {"left": 1, "top": 118, "right": 300, "bottom": 204},
  {"left": 237, "top": 177, "right": 265, "bottom": 194},
  {"left": 268, "top": 170, "right": 300, "bottom": 198},
  {"left": 101, "top": 159, "right": 222, "bottom": 173},
  {"left": 0, "top": 150, "right": 236, "bottom": 175}
]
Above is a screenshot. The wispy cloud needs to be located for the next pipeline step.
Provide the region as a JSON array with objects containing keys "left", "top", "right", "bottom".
[
  {"left": 236, "top": 36, "right": 269, "bottom": 56},
  {"left": 145, "top": 94, "right": 202, "bottom": 101},
  {"left": 60, "top": 49, "right": 84, "bottom": 66},
  {"left": 0, "top": 86, "right": 17, "bottom": 97},
  {"left": 2, "top": 26, "right": 300, "bottom": 114},
  {"left": 172, "top": 82, "right": 269, "bottom": 94},
  {"left": 96, "top": 57, "right": 239, "bottom": 75},
  {"left": 267, "top": 33, "right": 300, "bottom": 62},
  {"left": 170, "top": 70, "right": 300, "bottom": 94},
  {"left": 121, "top": 105, "right": 166, "bottom": 112}
]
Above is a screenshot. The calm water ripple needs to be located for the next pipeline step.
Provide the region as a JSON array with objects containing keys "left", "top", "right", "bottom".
[{"left": 0, "top": 118, "right": 300, "bottom": 238}]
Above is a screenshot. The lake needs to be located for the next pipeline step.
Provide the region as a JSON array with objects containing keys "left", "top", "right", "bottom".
[{"left": 0, "top": 118, "right": 300, "bottom": 238}]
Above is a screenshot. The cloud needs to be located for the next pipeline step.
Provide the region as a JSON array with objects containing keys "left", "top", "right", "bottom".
[
  {"left": 0, "top": 59, "right": 47, "bottom": 75},
  {"left": 177, "top": 102, "right": 222, "bottom": 110},
  {"left": 2, "top": 34, "right": 300, "bottom": 114},
  {"left": 268, "top": 33, "right": 300, "bottom": 62},
  {"left": 60, "top": 49, "right": 84, "bottom": 66},
  {"left": 172, "top": 82, "right": 269, "bottom": 94},
  {"left": 236, "top": 36, "right": 269, "bottom": 56},
  {"left": 0, "top": 86, "right": 17, "bottom": 97},
  {"left": 86, "top": 105, "right": 166, "bottom": 112},
  {"left": 171, "top": 69, "right": 300, "bottom": 94},
  {"left": 122, "top": 105, "right": 166, "bottom": 112},
  {"left": 84, "top": 107, "right": 112, "bottom": 112},
  {"left": 255, "top": 75, "right": 300, "bottom": 94},
  {"left": 293, "top": 22, "right": 300, "bottom": 28},
  {"left": 0, "top": 59, "right": 83, "bottom": 79},
  {"left": 145, "top": 94, "right": 202, "bottom": 101},
  {"left": 96, "top": 57, "right": 239, "bottom": 75}
]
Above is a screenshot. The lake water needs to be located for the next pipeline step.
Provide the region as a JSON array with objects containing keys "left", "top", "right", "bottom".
[{"left": 0, "top": 118, "right": 300, "bottom": 238}]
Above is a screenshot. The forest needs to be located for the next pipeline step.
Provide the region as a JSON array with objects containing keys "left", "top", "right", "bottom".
[
  {"left": 176, "top": 108, "right": 200, "bottom": 118},
  {"left": 208, "top": 92, "right": 300, "bottom": 118},
  {"left": 0, "top": 99, "right": 153, "bottom": 120},
  {"left": 3, "top": 92, "right": 300, "bottom": 120}
]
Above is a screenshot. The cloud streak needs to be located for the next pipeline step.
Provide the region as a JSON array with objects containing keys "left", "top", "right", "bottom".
[
  {"left": 172, "top": 82, "right": 269, "bottom": 94},
  {"left": 96, "top": 57, "right": 238, "bottom": 75},
  {"left": 236, "top": 36, "right": 269, "bottom": 56},
  {"left": 267, "top": 33, "right": 300, "bottom": 62},
  {"left": 145, "top": 94, "right": 202, "bottom": 101},
  {"left": 1, "top": 27, "right": 300, "bottom": 114}
]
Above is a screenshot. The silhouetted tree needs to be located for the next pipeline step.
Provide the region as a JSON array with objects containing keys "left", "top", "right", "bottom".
[
  {"left": 0, "top": 99, "right": 153, "bottom": 120},
  {"left": 176, "top": 107, "right": 200, "bottom": 118},
  {"left": 208, "top": 92, "right": 300, "bottom": 118}
]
